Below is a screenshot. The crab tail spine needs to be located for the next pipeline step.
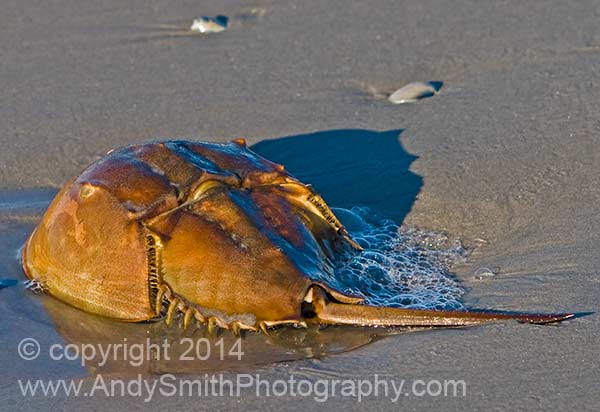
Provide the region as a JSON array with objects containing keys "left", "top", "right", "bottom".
[{"left": 305, "top": 286, "right": 574, "bottom": 327}]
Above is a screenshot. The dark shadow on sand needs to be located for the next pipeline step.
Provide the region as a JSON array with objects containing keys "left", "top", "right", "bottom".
[{"left": 252, "top": 129, "right": 422, "bottom": 225}]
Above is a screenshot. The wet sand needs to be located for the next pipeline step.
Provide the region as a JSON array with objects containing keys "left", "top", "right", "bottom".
[{"left": 1, "top": 0, "right": 598, "bottom": 410}]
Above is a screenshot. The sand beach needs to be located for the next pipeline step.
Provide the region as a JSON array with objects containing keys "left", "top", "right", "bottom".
[{"left": 1, "top": 1, "right": 598, "bottom": 410}]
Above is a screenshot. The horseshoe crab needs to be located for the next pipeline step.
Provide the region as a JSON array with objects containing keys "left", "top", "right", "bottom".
[{"left": 21, "top": 139, "right": 573, "bottom": 334}]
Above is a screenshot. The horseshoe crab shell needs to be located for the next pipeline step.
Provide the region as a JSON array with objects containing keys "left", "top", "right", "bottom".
[{"left": 21, "top": 139, "right": 573, "bottom": 333}]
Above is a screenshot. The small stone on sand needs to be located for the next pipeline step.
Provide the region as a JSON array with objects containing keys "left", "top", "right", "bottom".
[
  {"left": 388, "top": 81, "right": 443, "bottom": 104},
  {"left": 190, "top": 15, "right": 228, "bottom": 33}
]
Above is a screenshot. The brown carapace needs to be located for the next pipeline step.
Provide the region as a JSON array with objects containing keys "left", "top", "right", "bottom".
[{"left": 22, "top": 139, "right": 573, "bottom": 334}]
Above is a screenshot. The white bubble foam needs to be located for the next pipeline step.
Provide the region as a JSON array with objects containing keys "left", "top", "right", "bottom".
[{"left": 323, "top": 207, "right": 468, "bottom": 310}]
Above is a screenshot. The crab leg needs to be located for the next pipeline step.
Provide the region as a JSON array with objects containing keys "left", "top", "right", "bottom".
[{"left": 305, "top": 286, "right": 574, "bottom": 327}]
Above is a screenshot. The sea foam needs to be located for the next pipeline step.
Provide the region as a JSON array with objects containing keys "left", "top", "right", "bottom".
[{"left": 320, "top": 207, "right": 468, "bottom": 310}]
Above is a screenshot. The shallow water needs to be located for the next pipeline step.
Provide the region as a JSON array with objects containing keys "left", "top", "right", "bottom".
[{"left": 0, "top": 189, "right": 471, "bottom": 376}]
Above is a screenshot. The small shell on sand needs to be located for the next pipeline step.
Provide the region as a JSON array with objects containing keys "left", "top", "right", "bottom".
[
  {"left": 388, "top": 81, "right": 443, "bottom": 104},
  {"left": 190, "top": 15, "right": 228, "bottom": 33}
]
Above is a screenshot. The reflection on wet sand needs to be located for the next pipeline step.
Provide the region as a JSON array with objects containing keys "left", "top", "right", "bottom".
[{"left": 39, "top": 294, "right": 419, "bottom": 376}]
